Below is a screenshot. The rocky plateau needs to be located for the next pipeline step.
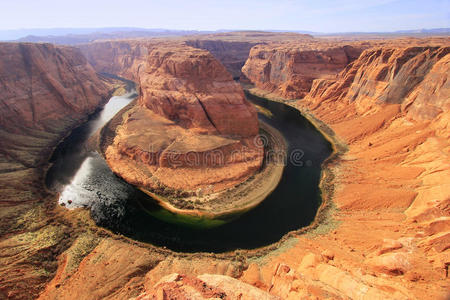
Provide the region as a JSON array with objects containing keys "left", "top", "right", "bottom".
[{"left": 0, "top": 32, "right": 449, "bottom": 299}]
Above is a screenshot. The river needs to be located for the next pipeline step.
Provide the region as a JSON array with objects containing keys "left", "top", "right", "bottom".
[{"left": 46, "top": 89, "right": 332, "bottom": 253}]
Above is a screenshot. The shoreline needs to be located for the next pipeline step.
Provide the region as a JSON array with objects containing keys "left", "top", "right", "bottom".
[
  {"left": 99, "top": 104, "right": 287, "bottom": 223},
  {"left": 41, "top": 78, "right": 129, "bottom": 196},
  {"left": 41, "top": 80, "right": 343, "bottom": 256},
  {"left": 137, "top": 122, "right": 286, "bottom": 222},
  {"left": 241, "top": 88, "right": 345, "bottom": 249}
]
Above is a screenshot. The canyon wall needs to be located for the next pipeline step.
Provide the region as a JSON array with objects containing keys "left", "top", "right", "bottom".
[
  {"left": 138, "top": 44, "right": 259, "bottom": 136},
  {"left": 242, "top": 43, "right": 364, "bottom": 99},
  {"left": 248, "top": 43, "right": 449, "bottom": 299},
  {"left": 185, "top": 40, "right": 259, "bottom": 79},
  {"left": 1, "top": 36, "right": 448, "bottom": 300},
  {"left": 306, "top": 46, "right": 449, "bottom": 115},
  {"left": 0, "top": 42, "right": 111, "bottom": 299},
  {"left": 0, "top": 42, "right": 110, "bottom": 203},
  {"left": 105, "top": 43, "right": 263, "bottom": 193},
  {"left": 78, "top": 40, "right": 150, "bottom": 80},
  {"left": 79, "top": 31, "right": 314, "bottom": 82}
]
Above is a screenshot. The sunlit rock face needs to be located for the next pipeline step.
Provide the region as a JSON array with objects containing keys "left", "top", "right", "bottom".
[
  {"left": 105, "top": 44, "right": 263, "bottom": 194},
  {"left": 135, "top": 273, "right": 280, "bottom": 300},
  {"left": 0, "top": 42, "right": 109, "bottom": 201},
  {"left": 305, "top": 46, "right": 450, "bottom": 118},
  {"left": 242, "top": 43, "right": 363, "bottom": 99},
  {"left": 294, "top": 43, "right": 450, "bottom": 299}
]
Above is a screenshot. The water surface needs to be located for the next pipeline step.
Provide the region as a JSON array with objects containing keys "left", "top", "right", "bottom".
[{"left": 46, "top": 91, "right": 332, "bottom": 252}]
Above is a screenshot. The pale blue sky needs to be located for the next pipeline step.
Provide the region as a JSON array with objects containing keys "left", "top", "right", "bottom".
[{"left": 0, "top": 0, "right": 448, "bottom": 32}]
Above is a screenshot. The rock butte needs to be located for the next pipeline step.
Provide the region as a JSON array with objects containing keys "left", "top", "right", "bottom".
[
  {"left": 105, "top": 43, "right": 263, "bottom": 193},
  {"left": 100, "top": 43, "right": 280, "bottom": 218},
  {"left": 0, "top": 32, "right": 449, "bottom": 299}
]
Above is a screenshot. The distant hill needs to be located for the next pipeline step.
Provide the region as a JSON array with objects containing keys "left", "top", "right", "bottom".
[
  {"left": 0, "top": 27, "right": 448, "bottom": 44},
  {"left": 0, "top": 28, "right": 212, "bottom": 44},
  {"left": 394, "top": 28, "right": 450, "bottom": 34},
  {"left": 316, "top": 28, "right": 450, "bottom": 37}
]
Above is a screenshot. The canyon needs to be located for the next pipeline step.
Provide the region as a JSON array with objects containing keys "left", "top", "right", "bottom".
[
  {"left": 102, "top": 43, "right": 270, "bottom": 218},
  {"left": 0, "top": 32, "right": 449, "bottom": 300},
  {"left": 0, "top": 42, "right": 111, "bottom": 298},
  {"left": 0, "top": 42, "right": 111, "bottom": 203}
]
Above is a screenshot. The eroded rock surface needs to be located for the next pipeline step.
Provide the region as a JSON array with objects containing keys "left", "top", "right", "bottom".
[
  {"left": 2, "top": 35, "right": 450, "bottom": 300},
  {"left": 0, "top": 42, "right": 110, "bottom": 203},
  {"left": 286, "top": 42, "right": 450, "bottom": 299},
  {"left": 105, "top": 44, "right": 263, "bottom": 195},
  {"left": 79, "top": 40, "right": 150, "bottom": 80},
  {"left": 135, "top": 273, "right": 279, "bottom": 300},
  {"left": 185, "top": 40, "right": 259, "bottom": 79},
  {"left": 242, "top": 43, "right": 364, "bottom": 99},
  {"left": 0, "top": 42, "right": 110, "bottom": 299}
]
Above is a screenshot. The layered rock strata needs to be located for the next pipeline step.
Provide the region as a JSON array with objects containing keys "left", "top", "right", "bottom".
[
  {"left": 0, "top": 42, "right": 110, "bottom": 299},
  {"left": 185, "top": 40, "right": 259, "bottom": 79},
  {"left": 78, "top": 40, "right": 150, "bottom": 80},
  {"left": 0, "top": 42, "right": 110, "bottom": 203},
  {"left": 104, "top": 44, "right": 265, "bottom": 209},
  {"left": 2, "top": 36, "right": 449, "bottom": 300},
  {"left": 240, "top": 44, "right": 450, "bottom": 299},
  {"left": 79, "top": 31, "right": 314, "bottom": 82},
  {"left": 242, "top": 43, "right": 364, "bottom": 99},
  {"left": 135, "top": 273, "right": 279, "bottom": 299}
]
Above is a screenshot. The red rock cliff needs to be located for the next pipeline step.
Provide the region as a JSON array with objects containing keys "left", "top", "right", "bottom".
[
  {"left": 8, "top": 37, "right": 449, "bottom": 300},
  {"left": 0, "top": 43, "right": 109, "bottom": 202},
  {"left": 242, "top": 43, "right": 363, "bottom": 99},
  {"left": 283, "top": 44, "right": 450, "bottom": 299},
  {"left": 78, "top": 40, "right": 150, "bottom": 80},
  {"left": 306, "top": 46, "right": 449, "bottom": 118},
  {"left": 185, "top": 40, "right": 258, "bottom": 79},
  {"left": 0, "top": 42, "right": 110, "bottom": 298},
  {"left": 105, "top": 44, "right": 263, "bottom": 194},
  {"left": 138, "top": 44, "right": 259, "bottom": 137}
]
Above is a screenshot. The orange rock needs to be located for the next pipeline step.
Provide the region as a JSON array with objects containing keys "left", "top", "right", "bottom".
[
  {"left": 377, "top": 239, "right": 403, "bottom": 255},
  {"left": 298, "top": 253, "right": 323, "bottom": 271},
  {"left": 3, "top": 35, "right": 450, "bottom": 300},
  {"left": 138, "top": 44, "right": 259, "bottom": 137},
  {"left": 79, "top": 40, "right": 150, "bottom": 81},
  {"left": 365, "top": 253, "right": 411, "bottom": 275},
  {"left": 240, "top": 263, "right": 265, "bottom": 288},
  {"left": 105, "top": 43, "right": 263, "bottom": 195},
  {"left": 321, "top": 249, "right": 335, "bottom": 261},
  {"left": 137, "top": 273, "right": 280, "bottom": 300},
  {"left": 242, "top": 43, "right": 364, "bottom": 99},
  {"left": 0, "top": 42, "right": 109, "bottom": 202}
]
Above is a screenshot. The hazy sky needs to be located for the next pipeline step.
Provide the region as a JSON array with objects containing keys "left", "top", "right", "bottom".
[{"left": 0, "top": 0, "right": 448, "bottom": 32}]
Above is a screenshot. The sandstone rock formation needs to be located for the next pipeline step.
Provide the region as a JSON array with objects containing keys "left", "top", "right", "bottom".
[
  {"left": 105, "top": 43, "right": 264, "bottom": 199},
  {"left": 78, "top": 40, "right": 150, "bottom": 80},
  {"left": 287, "top": 43, "right": 450, "bottom": 298},
  {"left": 135, "top": 273, "right": 279, "bottom": 300},
  {"left": 242, "top": 43, "right": 364, "bottom": 99},
  {"left": 0, "top": 42, "right": 110, "bottom": 299},
  {"left": 0, "top": 42, "right": 110, "bottom": 203},
  {"left": 306, "top": 46, "right": 449, "bottom": 116},
  {"left": 2, "top": 35, "right": 450, "bottom": 300},
  {"left": 79, "top": 31, "right": 314, "bottom": 82},
  {"left": 185, "top": 39, "right": 259, "bottom": 79}
]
